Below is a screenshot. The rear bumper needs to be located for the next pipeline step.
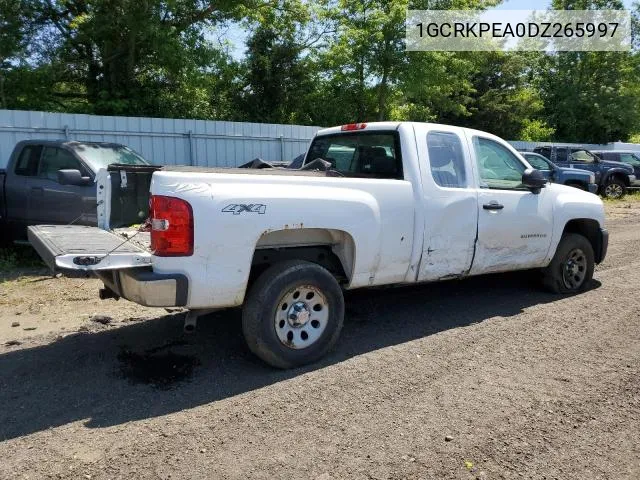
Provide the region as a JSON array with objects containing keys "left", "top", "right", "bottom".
[
  {"left": 97, "top": 268, "right": 188, "bottom": 307},
  {"left": 588, "top": 183, "right": 599, "bottom": 194},
  {"left": 595, "top": 228, "right": 608, "bottom": 264}
]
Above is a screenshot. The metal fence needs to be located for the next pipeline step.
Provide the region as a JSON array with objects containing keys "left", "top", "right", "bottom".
[
  {"left": 2, "top": 109, "right": 640, "bottom": 169},
  {"left": 0, "top": 109, "right": 320, "bottom": 169}
]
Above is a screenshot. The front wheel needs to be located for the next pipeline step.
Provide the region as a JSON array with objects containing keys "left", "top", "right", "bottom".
[
  {"left": 602, "top": 177, "right": 626, "bottom": 199},
  {"left": 542, "top": 233, "right": 594, "bottom": 294},
  {"left": 242, "top": 260, "right": 344, "bottom": 369}
]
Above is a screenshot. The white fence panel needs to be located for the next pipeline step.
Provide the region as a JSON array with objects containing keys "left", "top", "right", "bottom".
[
  {"left": 0, "top": 109, "right": 319, "bottom": 168},
  {"left": 3, "top": 109, "right": 640, "bottom": 169}
]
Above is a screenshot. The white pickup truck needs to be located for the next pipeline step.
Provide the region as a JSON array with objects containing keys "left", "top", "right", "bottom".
[{"left": 28, "top": 122, "right": 608, "bottom": 368}]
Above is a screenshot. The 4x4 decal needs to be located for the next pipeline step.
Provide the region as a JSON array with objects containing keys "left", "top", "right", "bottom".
[{"left": 222, "top": 204, "right": 267, "bottom": 215}]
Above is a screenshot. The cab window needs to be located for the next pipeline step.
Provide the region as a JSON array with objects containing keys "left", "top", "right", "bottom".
[
  {"left": 619, "top": 153, "right": 640, "bottom": 167},
  {"left": 555, "top": 148, "right": 568, "bottom": 162},
  {"left": 14, "top": 145, "right": 43, "bottom": 176},
  {"left": 306, "top": 132, "right": 401, "bottom": 179},
  {"left": 473, "top": 137, "right": 526, "bottom": 190},
  {"left": 38, "top": 147, "right": 85, "bottom": 182},
  {"left": 426, "top": 131, "right": 466, "bottom": 188},
  {"left": 570, "top": 149, "right": 596, "bottom": 163}
]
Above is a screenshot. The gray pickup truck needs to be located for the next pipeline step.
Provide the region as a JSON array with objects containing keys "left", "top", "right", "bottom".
[{"left": 1, "top": 140, "right": 149, "bottom": 244}]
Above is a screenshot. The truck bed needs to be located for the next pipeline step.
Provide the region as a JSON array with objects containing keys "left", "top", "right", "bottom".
[{"left": 162, "top": 166, "right": 327, "bottom": 177}]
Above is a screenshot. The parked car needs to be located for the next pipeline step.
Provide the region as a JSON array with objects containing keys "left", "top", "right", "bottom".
[
  {"left": 519, "top": 151, "right": 598, "bottom": 193},
  {"left": 590, "top": 150, "right": 640, "bottom": 188},
  {"left": 533, "top": 145, "right": 635, "bottom": 199},
  {"left": 28, "top": 122, "right": 608, "bottom": 368},
  {"left": 0, "top": 140, "right": 150, "bottom": 244}
]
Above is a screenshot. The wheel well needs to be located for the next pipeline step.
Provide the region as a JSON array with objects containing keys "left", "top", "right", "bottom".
[
  {"left": 249, "top": 246, "right": 348, "bottom": 289},
  {"left": 563, "top": 219, "right": 600, "bottom": 256},
  {"left": 606, "top": 172, "right": 629, "bottom": 186}
]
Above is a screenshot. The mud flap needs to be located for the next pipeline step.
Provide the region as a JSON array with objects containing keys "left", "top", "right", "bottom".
[{"left": 28, "top": 225, "right": 152, "bottom": 272}]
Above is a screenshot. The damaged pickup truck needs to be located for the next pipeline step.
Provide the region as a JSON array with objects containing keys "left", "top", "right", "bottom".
[{"left": 28, "top": 122, "right": 608, "bottom": 368}]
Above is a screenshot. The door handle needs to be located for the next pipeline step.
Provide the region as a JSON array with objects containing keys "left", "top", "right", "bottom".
[
  {"left": 30, "top": 187, "right": 44, "bottom": 196},
  {"left": 483, "top": 202, "right": 504, "bottom": 210}
]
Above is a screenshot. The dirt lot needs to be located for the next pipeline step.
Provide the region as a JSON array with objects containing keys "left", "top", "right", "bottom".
[{"left": 1, "top": 200, "right": 639, "bottom": 480}]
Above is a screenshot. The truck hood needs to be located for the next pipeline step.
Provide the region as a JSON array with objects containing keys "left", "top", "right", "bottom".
[
  {"left": 547, "top": 182, "right": 605, "bottom": 225},
  {"left": 599, "top": 159, "right": 634, "bottom": 173},
  {"left": 557, "top": 166, "right": 592, "bottom": 176}
]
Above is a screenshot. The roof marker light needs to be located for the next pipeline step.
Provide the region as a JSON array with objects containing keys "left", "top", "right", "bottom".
[{"left": 341, "top": 123, "right": 367, "bottom": 131}]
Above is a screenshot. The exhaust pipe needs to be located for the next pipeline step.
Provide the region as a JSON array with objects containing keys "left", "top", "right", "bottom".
[
  {"left": 99, "top": 287, "right": 120, "bottom": 301},
  {"left": 183, "top": 311, "right": 197, "bottom": 333}
]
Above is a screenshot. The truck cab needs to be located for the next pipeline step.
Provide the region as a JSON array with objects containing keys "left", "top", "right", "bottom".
[
  {"left": 533, "top": 145, "right": 635, "bottom": 199},
  {"left": 1, "top": 140, "right": 149, "bottom": 243},
  {"left": 591, "top": 150, "right": 640, "bottom": 188}
]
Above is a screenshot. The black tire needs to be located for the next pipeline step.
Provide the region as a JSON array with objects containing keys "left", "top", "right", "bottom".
[
  {"left": 602, "top": 177, "right": 626, "bottom": 199},
  {"left": 242, "top": 260, "right": 344, "bottom": 369},
  {"left": 542, "top": 233, "right": 594, "bottom": 294}
]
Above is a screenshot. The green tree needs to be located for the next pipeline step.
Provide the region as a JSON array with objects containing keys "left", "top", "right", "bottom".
[
  {"left": 11, "top": 0, "right": 261, "bottom": 116},
  {"left": 538, "top": 0, "right": 640, "bottom": 142},
  {"left": 0, "top": 0, "right": 38, "bottom": 108},
  {"left": 235, "top": 1, "right": 325, "bottom": 124}
]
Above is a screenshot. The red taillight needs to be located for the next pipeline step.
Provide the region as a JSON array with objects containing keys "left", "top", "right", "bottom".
[
  {"left": 341, "top": 123, "right": 367, "bottom": 131},
  {"left": 150, "top": 195, "right": 194, "bottom": 256}
]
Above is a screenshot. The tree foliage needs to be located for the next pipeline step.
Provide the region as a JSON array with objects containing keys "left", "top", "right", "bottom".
[{"left": 1, "top": 0, "right": 640, "bottom": 143}]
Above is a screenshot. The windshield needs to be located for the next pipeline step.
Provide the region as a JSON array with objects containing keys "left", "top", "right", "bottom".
[
  {"left": 620, "top": 153, "right": 640, "bottom": 167},
  {"left": 69, "top": 144, "right": 148, "bottom": 169},
  {"left": 524, "top": 153, "right": 550, "bottom": 170}
]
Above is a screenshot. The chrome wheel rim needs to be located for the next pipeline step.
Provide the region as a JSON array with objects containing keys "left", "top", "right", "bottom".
[
  {"left": 274, "top": 285, "right": 328, "bottom": 350},
  {"left": 605, "top": 183, "right": 623, "bottom": 198},
  {"left": 562, "top": 248, "right": 587, "bottom": 290}
]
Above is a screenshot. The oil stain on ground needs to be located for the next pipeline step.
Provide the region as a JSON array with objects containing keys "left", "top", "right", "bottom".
[{"left": 117, "top": 341, "right": 200, "bottom": 389}]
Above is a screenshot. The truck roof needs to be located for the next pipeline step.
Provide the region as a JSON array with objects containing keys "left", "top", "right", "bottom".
[
  {"left": 315, "top": 121, "right": 508, "bottom": 145},
  {"left": 16, "top": 139, "right": 126, "bottom": 148}
]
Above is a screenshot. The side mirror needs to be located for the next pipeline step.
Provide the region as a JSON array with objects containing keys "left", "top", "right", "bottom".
[
  {"left": 522, "top": 168, "right": 547, "bottom": 194},
  {"left": 58, "top": 169, "right": 92, "bottom": 186}
]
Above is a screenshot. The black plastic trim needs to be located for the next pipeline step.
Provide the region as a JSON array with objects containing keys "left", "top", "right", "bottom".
[
  {"left": 122, "top": 268, "right": 189, "bottom": 306},
  {"left": 596, "top": 228, "right": 609, "bottom": 264}
]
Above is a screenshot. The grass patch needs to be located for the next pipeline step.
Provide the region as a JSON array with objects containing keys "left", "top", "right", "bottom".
[
  {"left": 0, "top": 245, "right": 46, "bottom": 278},
  {"left": 603, "top": 190, "right": 640, "bottom": 204}
]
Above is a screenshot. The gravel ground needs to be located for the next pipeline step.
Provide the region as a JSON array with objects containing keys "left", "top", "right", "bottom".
[{"left": 0, "top": 201, "right": 639, "bottom": 479}]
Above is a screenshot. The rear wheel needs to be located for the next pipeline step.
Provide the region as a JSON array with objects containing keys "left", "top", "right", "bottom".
[
  {"left": 602, "top": 177, "right": 626, "bottom": 199},
  {"left": 542, "top": 233, "right": 594, "bottom": 294},
  {"left": 242, "top": 260, "right": 344, "bottom": 369}
]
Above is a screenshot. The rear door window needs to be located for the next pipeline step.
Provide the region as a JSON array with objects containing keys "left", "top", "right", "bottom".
[
  {"left": 14, "top": 145, "right": 43, "bottom": 176},
  {"left": 555, "top": 148, "right": 568, "bottom": 162},
  {"left": 306, "top": 132, "right": 401, "bottom": 179},
  {"left": 426, "top": 131, "right": 467, "bottom": 188}
]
